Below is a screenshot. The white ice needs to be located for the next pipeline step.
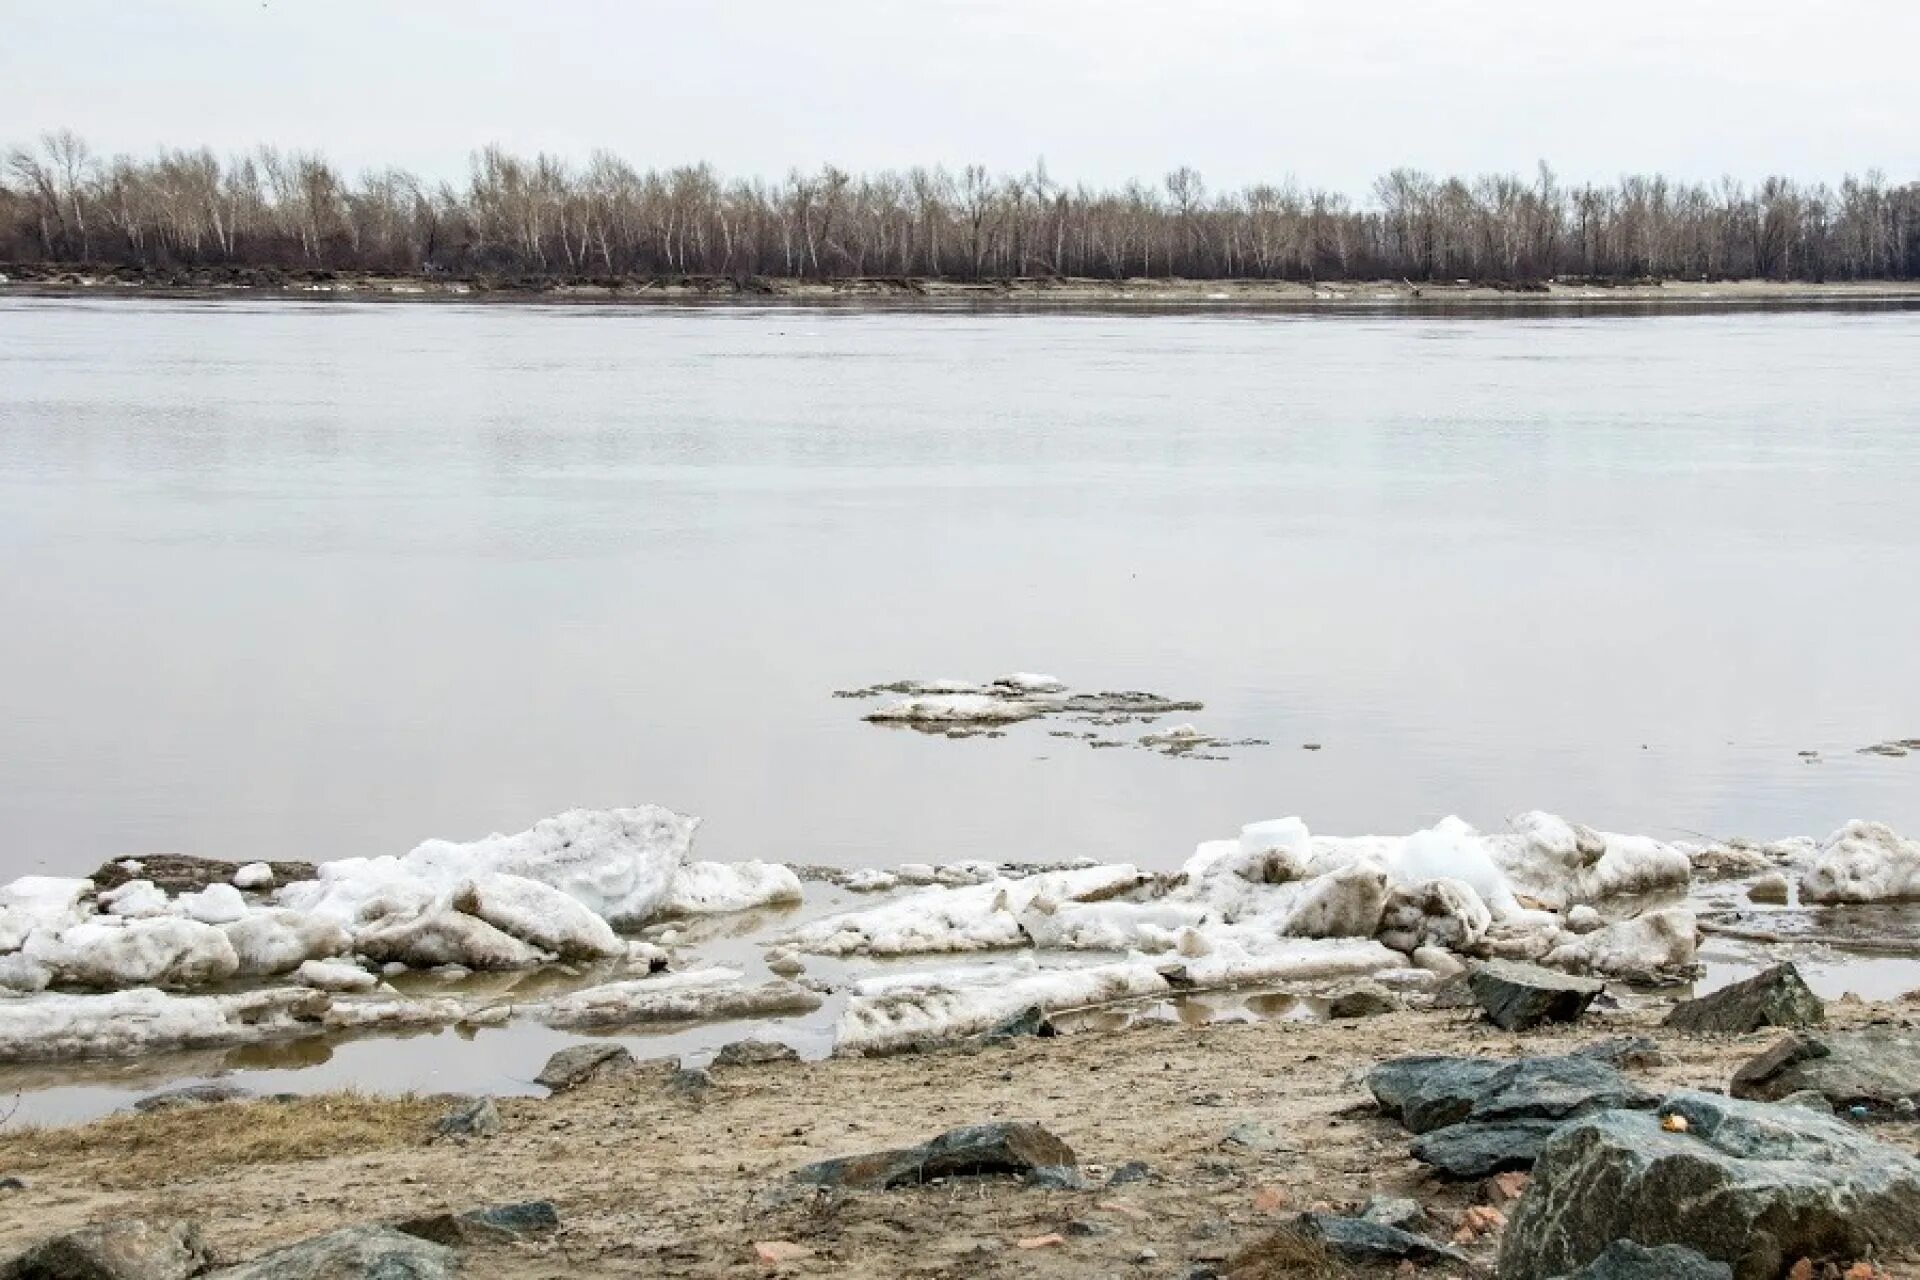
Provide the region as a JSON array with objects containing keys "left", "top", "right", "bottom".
[
  {"left": 864, "top": 694, "right": 1045, "bottom": 724},
  {"left": 782, "top": 864, "right": 1148, "bottom": 956},
  {"left": 0, "top": 987, "right": 327, "bottom": 1061},
  {"left": 232, "top": 862, "right": 275, "bottom": 889},
  {"left": 452, "top": 872, "right": 624, "bottom": 960},
  {"left": 835, "top": 959, "right": 1170, "bottom": 1055},
  {"left": 530, "top": 968, "right": 822, "bottom": 1029},
  {"left": 293, "top": 957, "right": 378, "bottom": 992},
  {"left": 661, "top": 860, "right": 804, "bottom": 916},
  {"left": 24, "top": 918, "right": 240, "bottom": 989},
  {"left": 1800, "top": 821, "right": 1920, "bottom": 903}
]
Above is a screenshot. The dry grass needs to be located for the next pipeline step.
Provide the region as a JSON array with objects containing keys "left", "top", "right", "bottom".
[
  {"left": 1225, "top": 1228, "right": 1357, "bottom": 1279},
  {"left": 0, "top": 1092, "right": 440, "bottom": 1188}
]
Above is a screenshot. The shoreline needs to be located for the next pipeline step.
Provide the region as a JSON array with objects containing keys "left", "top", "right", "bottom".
[
  {"left": 0, "top": 1000, "right": 1912, "bottom": 1277},
  {"left": 6, "top": 271, "right": 1920, "bottom": 311}
]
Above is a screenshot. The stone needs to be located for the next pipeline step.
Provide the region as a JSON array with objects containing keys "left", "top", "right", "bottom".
[
  {"left": 1572, "top": 1035, "right": 1666, "bottom": 1069},
  {"left": 1106, "top": 1161, "right": 1152, "bottom": 1186},
  {"left": 793, "top": 1121, "right": 1078, "bottom": 1190},
  {"left": 711, "top": 1038, "right": 799, "bottom": 1067},
  {"left": 1372, "top": 1053, "right": 1658, "bottom": 1177},
  {"left": 1221, "top": 1121, "right": 1280, "bottom": 1151},
  {"left": 667, "top": 1065, "right": 713, "bottom": 1096},
  {"left": 395, "top": 1201, "right": 557, "bottom": 1246},
  {"left": 1662, "top": 963, "right": 1824, "bottom": 1034},
  {"left": 1469, "top": 960, "right": 1604, "bottom": 1031},
  {"left": 1730, "top": 1028, "right": 1920, "bottom": 1114},
  {"left": 1548, "top": 1240, "right": 1734, "bottom": 1279},
  {"left": 86, "top": 855, "right": 317, "bottom": 896},
  {"left": 1746, "top": 873, "right": 1791, "bottom": 904},
  {"left": 752, "top": 1241, "right": 813, "bottom": 1263},
  {"left": 205, "top": 1226, "right": 457, "bottom": 1279},
  {"left": 1326, "top": 983, "right": 1400, "bottom": 1019},
  {"left": 432, "top": 1096, "right": 500, "bottom": 1138},
  {"left": 1292, "top": 1213, "right": 1468, "bottom": 1265},
  {"left": 131, "top": 1082, "right": 252, "bottom": 1113},
  {"left": 1776, "top": 1089, "right": 1834, "bottom": 1114},
  {"left": 1358, "top": 1195, "right": 1426, "bottom": 1231},
  {"left": 0, "top": 1219, "right": 209, "bottom": 1280},
  {"left": 1498, "top": 1090, "right": 1920, "bottom": 1280},
  {"left": 984, "top": 1005, "right": 1057, "bottom": 1040},
  {"left": 534, "top": 1042, "right": 634, "bottom": 1092}
]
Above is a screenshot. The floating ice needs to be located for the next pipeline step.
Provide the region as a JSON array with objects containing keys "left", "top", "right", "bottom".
[
  {"left": 1800, "top": 821, "right": 1920, "bottom": 904},
  {"left": 354, "top": 906, "right": 547, "bottom": 971},
  {"left": 530, "top": 969, "right": 821, "bottom": 1030},
  {"left": 293, "top": 957, "right": 378, "bottom": 992},
  {"left": 782, "top": 864, "right": 1149, "bottom": 956},
  {"left": 25, "top": 918, "right": 240, "bottom": 988},
  {"left": 836, "top": 959, "right": 1170, "bottom": 1055},
  {"left": 0, "top": 988, "right": 327, "bottom": 1061},
  {"left": 452, "top": 872, "right": 624, "bottom": 960},
  {"left": 661, "top": 860, "right": 804, "bottom": 916},
  {"left": 221, "top": 909, "right": 352, "bottom": 977},
  {"left": 865, "top": 694, "right": 1047, "bottom": 725}
]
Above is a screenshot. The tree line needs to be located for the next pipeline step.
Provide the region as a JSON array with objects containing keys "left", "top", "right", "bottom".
[{"left": 6, "top": 130, "right": 1919, "bottom": 283}]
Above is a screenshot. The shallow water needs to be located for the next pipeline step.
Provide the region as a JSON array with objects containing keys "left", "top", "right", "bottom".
[{"left": 2, "top": 296, "right": 1918, "bottom": 1120}]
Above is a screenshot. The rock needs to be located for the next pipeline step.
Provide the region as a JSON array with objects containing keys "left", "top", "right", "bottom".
[
  {"left": 1730, "top": 1028, "right": 1920, "bottom": 1112},
  {"left": 1776, "top": 1090, "right": 1834, "bottom": 1114},
  {"left": 206, "top": 1225, "right": 457, "bottom": 1279},
  {"left": 985, "top": 1005, "right": 1057, "bottom": 1040},
  {"left": 1469, "top": 959, "right": 1604, "bottom": 1031},
  {"left": 711, "top": 1038, "right": 799, "bottom": 1067},
  {"left": 667, "top": 1064, "right": 713, "bottom": 1096},
  {"left": 394, "top": 1201, "right": 557, "bottom": 1246},
  {"left": 0, "top": 1219, "right": 210, "bottom": 1280},
  {"left": 1573, "top": 1036, "right": 1666, "bottom": 1068},
  {"left": 1662, "top": 963, "right": 1824, "bottom": 1034},
  {"left": 1106, "top": 1161, "right": 1152, "bottom": 1186},
  {"left": 1484, "top": 1170, "right": 1530, "bottom": 1205},
  {"left": 1292, "top": 1213, "right": 1468, "bottom": 1265},
  {"left": 1221, "top": 1121, "right": 1280, "bottom": 1151},
  {"left": 1371, "top": 1053, "right": 1657, "bottom": 1135},
  {"left": 1372, "top": 1053, "right": 1658, "bottom": 1177},
  {"left": 534, "top": 1042, "right": 634, "bottom": 1093},
  {"left": 1498, "top": 1090, "right": 1920, "bottom": 1280},
  {"left": 1326, "top": 983, "right": 1400, "bottom": 1019},
  {"left": 1547, "top": 1240, "right": 1734, "bottom": 1279},
  {"left": 1746, "top": 873, "right": 1791, "bottom": 904},
  {"left": 131, "top": 1082, "right": 252, "bottom": 1113},
  {"left": 1358, "top": 1195, "right": 1426, "bottom": 1231},
  {"left": 793, "top": 1121, "right": 1078, "bottom": 1190},
  {"left": 433, "top": 1096, "right": 500, "bottom": 1138},
  {"left": 752, "top": 1241, "right": 813, "bottom": 1264},
  {"left": 1452, "top": 1203, "right": 1506, "bottom": 1242}
]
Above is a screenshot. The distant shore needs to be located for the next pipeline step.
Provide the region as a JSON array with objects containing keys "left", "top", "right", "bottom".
[{"left": 6, "top": 267, "right": 1920, "bottom": 309}]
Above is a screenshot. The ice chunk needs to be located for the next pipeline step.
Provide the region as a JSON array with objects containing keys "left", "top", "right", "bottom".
[
  {"left": 0, "top": 952, "right": 52, "bottom": 993},
  {"left": 25, "top": 918, "right": 240, "bottom": 988},
  {"left": 783, "top": 865, "right": 1147, "bottom": 956},
  {"left": 994, "top": 672, "right": 1066, "bottom": 693},
  {"left": 1281, "top": 862, "right": 1390, "bottom": 937},
  {"left": 175, "top": 882, "right": 249, "bottom": 925},
  {"left": 835, "top": 960, "right": 1170, "bottom": 1055},
  {"left": 841, "top": 868, "right": 899, "bottom": 894},
  {"left": 1799, "top": 821, "right": 1920, "bottom": 903},
  {"left": 531, "top": 968, "right": 821, "bottom": 1029},
  {"left": 0, "top": 988, "right": 329, "bottom": 1061},
  {"left": 661, "top": 861, "right": 804, "bottom": 916},
  {"left": 1172, "top": 936, "right": 1404, "bottom": 989},
  {"left": 221, "top": 910, "right": 352, "bottom": 976},
  {"left": 1490, "top": 812, "right": 1691, "bottom": 907},
  {"left": 293, "top": 957, "right": 378, "bottom": 992},
  {"left": 354, "top": 907, "right": 547, "bottom": 970},
  {"left": 321, "top": 995, "right": 470, "bottom": 1031},
  {"left": 98, "top": 879, "right": 172, "bottom": 919},
  {"left": 396, "top": 806, "right": 696, "bottom": 927},
  {"left": 1377, "top": 878, "right": 1493, "bottom": 953},
  {"left": 1543, "top": 907, "right": 1698, "bottom": 980},
  {"left": 452, "top": 873, "right": 624, "bottom": 959},
  {"left": 0, "top": 877, "right": 94, "bottom": 952},
  {"left": 232, "top": 862, "right": 275, "bottom": 889},
  {"left": 864, "top": 694, "right": 1045, "bottom": 724}
]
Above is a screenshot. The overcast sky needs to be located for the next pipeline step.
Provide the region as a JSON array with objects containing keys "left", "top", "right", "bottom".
[{"left": 5, "top": 0, "right": 1916, "bottom": 197}]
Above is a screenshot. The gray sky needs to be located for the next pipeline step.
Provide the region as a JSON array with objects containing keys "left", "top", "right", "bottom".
[{"left": 5, "top": 0, "right": 1916, "bottom": 196}]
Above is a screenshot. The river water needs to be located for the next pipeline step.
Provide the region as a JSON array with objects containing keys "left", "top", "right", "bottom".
[{"left": 1, "top": 296, "right": 1917, "bottom": 1119}]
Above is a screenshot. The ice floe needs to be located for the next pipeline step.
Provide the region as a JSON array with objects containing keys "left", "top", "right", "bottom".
[
  {"left": 0, "top": 988, "right": 328, "bottom": 1061},
  {"left": 1800, "top": 821, "right": 1920, "bottom": 903},
  {"left": 529, "top": 969, "right": 822, "bottom": 1030}
]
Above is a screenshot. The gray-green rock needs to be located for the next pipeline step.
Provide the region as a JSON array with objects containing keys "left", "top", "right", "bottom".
[
  {"left": 1661, "top": 963, "right": 1823, "bottom": 1034},
  {"left": 206, "top": 1226, "right": 455, "bottom": 1279},
  {"left": 1293, "top": 1213, "right": 1467, "bottom": 1265},
  {"left": 1, "top": 1219, "right": 209, "bottom": 1280},
  {"left": 1499, "top": 1090, "right": 1920, "bottom": 1280},
  {"left": 534, "top": 1042, "right": 633, "bottom": 1093},
  {"left": 1548, "top": 1240, "right": 1733, "bottom": 1279},
  {"left": 1730, "top": 1027, "right": 1920, "bottom": 1113},
  {"left": 1469, "top": 960, "right": 1604, "bottom": 1031},
  {"left": 794, "top": 1121, "right": 1078, "bottom": 1190}
]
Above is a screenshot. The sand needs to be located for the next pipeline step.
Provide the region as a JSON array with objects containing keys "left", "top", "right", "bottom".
[{"left": 0, "top": 996, "right": 1914, "bottom": 1277}]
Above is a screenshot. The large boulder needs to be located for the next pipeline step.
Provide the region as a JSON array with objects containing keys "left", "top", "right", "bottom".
[
  {"left": 0, "top": 1218, "right": 210, "bottom": 1280},
  {"left": 1730, "top": 1028, "right": 1920, "bottom": 1113},
  {"left": 205, "top": 1226, "right": 456, "bottom": 1279},
  {"left": 1662, "top": 963, "right": 1823, "bottom": 1034},
  {"left": 1548, "top": 1241, "right": 1733, "bottom": 1280},
  {"left": 794, "top": 1121, "right": 1078, "bottom": 1190},
  {"left": 1468, "top": 960, "right": 1604, "bottom": 1031},
  {"left": 1371, "top": 1053, "right": 1658, "bottom": 1178},
  {"left": 1498, "top": 1090, "right": 1920, "bottom": 1280}
]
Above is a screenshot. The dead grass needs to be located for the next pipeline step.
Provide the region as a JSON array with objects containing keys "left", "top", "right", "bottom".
[
  {"left": 0, "top": 1093, "right": 440, "bottom": 1188},
  {"left": 1225, "top": 1228, "right": 1356, "bottom": 1278}
]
